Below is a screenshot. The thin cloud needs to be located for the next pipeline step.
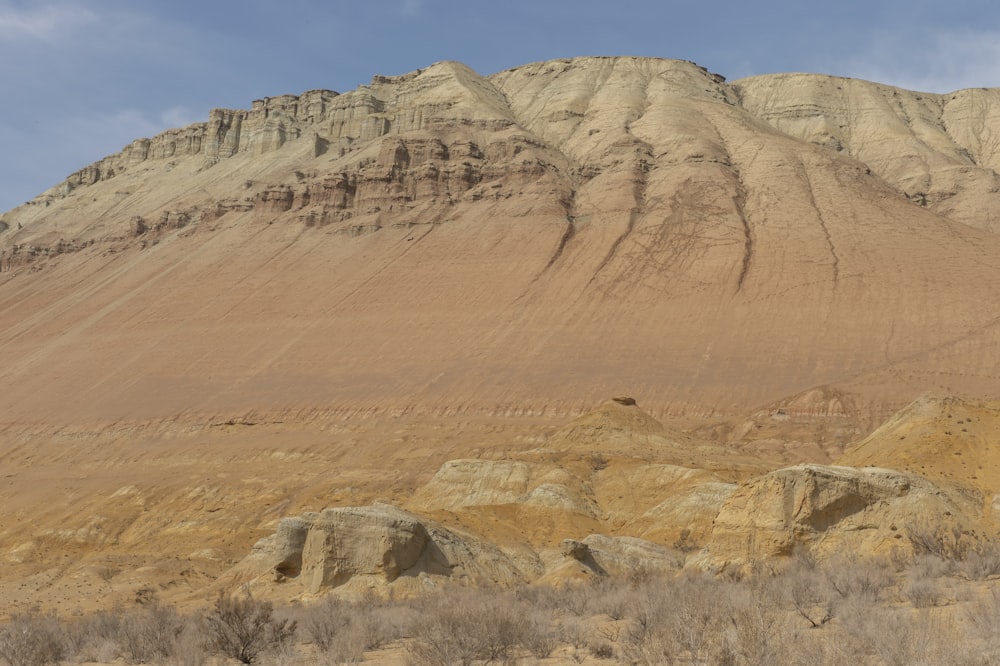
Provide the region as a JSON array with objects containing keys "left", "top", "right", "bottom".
[
  {"left": 160, "top": 106, "right": 202, "bottom": 130},
  {"left": 400, "top": 0, "right": 421, "bottom": 17},
  {"left": 0, "top": 3, "right": 97, "bottom": 42},
  {"left": 840, "top": 29, "right": 1000, "bottom": 93},
  {"left": 82, "top": 107, "right": 208, "bottom": 153}
]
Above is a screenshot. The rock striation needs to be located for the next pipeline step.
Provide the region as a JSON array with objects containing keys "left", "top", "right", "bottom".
[
  {"left": 229, "top": 503, "right": 527, "bottom": 596},
  {"left": 3, "top": 57, "right": 1000, "bottom": 610},
  {"left": 1, "top": 58, "right": 1000, "bottom": 422},
  {"left": 694, "top": 463, "right": 983, "bottom": 569}
]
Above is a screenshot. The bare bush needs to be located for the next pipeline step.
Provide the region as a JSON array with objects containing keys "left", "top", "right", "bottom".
[
  {"left": 521, "top": 608, "right": 558, "bottom": 659},
  {"left": 823, "top": 554, "right": 894, "bottom": 602},
  {"left": 870, "top": 610, "right": 958, "bottom": 666},
  {"left": 722, "top": 583, "right": 784, "bottom": 666},
  {"left": 785, "top": 561, "right": 836, "bottom": 628},
  {"left": 910, "top": 553, "right": 957, "bottom": 580},
  {"left": 905, "top": 575, "right": 942, "bottom": 608},
  {"left": 955, "top": 587, "right": 1000, "bottom": 665},
  {"left": 63, "top": 603, "right": 141, "bottom": 663},
  {"left": 298, "top": 595, "right": 412, "bottom": 664},
  {"left": 407, "top": 587, "right": 549, "bottom": 665},
  {"left": 959, "top": 542, "right": 1000, "bottom": 580},
  {"left": 301, "top": 596, "right": 351, "bottom": 654},
  {"left": 164, "top": 620, "right": 208, "bottom": 666},
  {"left": 620, "top": 574, "right": 731, "bottom": 665},
  {"left": 119, "top": 599, "right": 186, "bottom": 663},
  {"left": 909, "top": 523, "right": 972, "bottom": 561},
  {"left": 204, "top": 590, "right": 297, "bottom": 664},
  {"left": 0, "top": 612, "right": 65, "bottom": 666}
]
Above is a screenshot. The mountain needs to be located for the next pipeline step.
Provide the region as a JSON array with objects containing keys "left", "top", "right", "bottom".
[
  {"left": 1, "top": 56, "right": 999, "bottom": 427},
  {"left": 4, "top": 56, "right": 1000, "bottom": 610}
]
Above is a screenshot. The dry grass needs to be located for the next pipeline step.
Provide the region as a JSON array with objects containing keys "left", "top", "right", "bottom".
[{"left": 7, "top": 552, "right": 1000, "bottom": 665}]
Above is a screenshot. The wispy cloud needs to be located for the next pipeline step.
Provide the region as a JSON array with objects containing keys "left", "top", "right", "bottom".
[
  {"left": 400, "top": 0, "right": 421, "bottom": 17},
  {"left": 0, "top": 3, "right": 97, "bottom": 42},
  {"left": 839, "top": 28, "right": 1000, "bottom": 93},
  {"left": 159, "top": 106, "right": 202, "bottom": 130}
]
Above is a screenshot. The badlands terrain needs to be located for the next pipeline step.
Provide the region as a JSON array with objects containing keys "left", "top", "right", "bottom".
[{"left": 2, "top": 54, "right": 1000, "bottom": 642}]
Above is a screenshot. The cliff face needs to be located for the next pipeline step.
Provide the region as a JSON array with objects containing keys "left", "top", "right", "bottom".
[{"left": 1, "top": 57, "right": 1000, "bottom": 425}]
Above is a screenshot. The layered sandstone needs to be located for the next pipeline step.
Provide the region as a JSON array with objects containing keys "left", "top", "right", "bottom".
[
  {"left": 0, "top": 57, "right": 999, "bottom": 425},
  {"left": 695, "top": 463, "right": 982, "bottom": 569},
  {"left": 227, "top": 503, "right": 528, "bottom": 597},
  {"left": 1, "top": 57, "right": 1000, "bottom": 611}
]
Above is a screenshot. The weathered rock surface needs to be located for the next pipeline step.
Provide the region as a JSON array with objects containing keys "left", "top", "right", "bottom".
[
  {"left": 1, "top": 58, "right": 999, "bottom": 426},
  {"left": 695, "top": 464, "right": 982, "bottom": 569},
  {"left": 409, "top": 458, "right": 600, "bottom": 517},
  {"left": 736, "top": 74, "right": 1000, "bottom": 233},
  {"left": 570, "top": 534, "right": 684, "bottom": 575},
  {"left": 230, "top": 503, "right": 527, "bottom": 596},
  {"left": 3, "top": 56, "right": 1000, "bottom": 611},
  {"left": 839, "top": 396, "right": 1000, "bottom": 505}
]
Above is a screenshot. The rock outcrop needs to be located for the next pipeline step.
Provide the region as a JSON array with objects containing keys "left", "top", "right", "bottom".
[
  {"left": 695, "top": 464, "right": 983, "bottom": 569},
  {"left": 410, "top": 459, "right": 600, "bottom": 518},
  {"left": 839, "top": 396, "right": 1000, "bottom": 502},
  {"left": 1, "top": 58, "right": 1000, "bottom": 422},
  {"left": 4, "top": 56, "right": 1000, "bottom": 611},
  {"left": 230, "top": 503, "right": 528, "bottom": 596},
  {"left": 736, "top": 74, "right": 1000, "bottom": 233},
  {"left": 559, "top": 534, "right": 684, "bottom": 576}
]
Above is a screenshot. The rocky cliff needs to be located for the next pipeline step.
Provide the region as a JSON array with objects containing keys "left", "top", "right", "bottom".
[
  {"left": 3, "top": 57, "right": 1000, "bottom": 611},
  {"left": 1, "top": 57, "right": 999, "bottom": 424}
]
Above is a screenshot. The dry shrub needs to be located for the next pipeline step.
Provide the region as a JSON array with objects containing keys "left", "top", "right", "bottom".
[
  {"left": 832, "top": 596, "right": 960, "bottom": 665},
  {"left": 203, "top": 590, "right": 297, "bottom": 664},
  {"left": 870, "top": 610, "right": 959, "bottom": 666},
  {"left": 960, "top": 543, "right": 1000, "bottom": 581},
  {"left": 60, "top": 597, "right": 200, "bottom": 665},
  {"left": 119, "top": 599, "right": 187, "bottom": 664},
  {"left": 65, "top": 605, "right": 129, "bottom": 662},
  {"left": 959, "top": 585, "right": 1000, "bottom": 663},
  {"left": 910, "top": 553, "right": 957, "bottom": 580},
  {"left": 720, "top": 582, "right": 785, "bottom": 666},
  {"left": 909, "top": 523, "right": 974, "bottom": 562},
  {"left": 905, "top": 575, "right": 942, "bottom": 608},
  {"left": 0, "top": 612, "right": 65, "bottom": 666},
  {"left": 823, "top": 554, "right": 894, "bottom": 603},
  {"left": 164, "top": 621, "right": 209, "bottom": 666},
  {"left": 620, "top": 574, "right": 730, "bottom": 665},
  {"left": 784, "top": 559, "right": 837, "bottom": 628},
  {"left": 406, "top": 587, "right": 552, "bottom": 665},
  {"left": 553, "top": 614, "right": 589, "bottom": 654},
  {"left": 520, "top": 608, "right": 559, "bottom": 659},
  {"left": 298, "top": 595, "right": 412, "bottom": 664},
  {"left": 301, "top": 597, "right": 351, "bottom": 654}
]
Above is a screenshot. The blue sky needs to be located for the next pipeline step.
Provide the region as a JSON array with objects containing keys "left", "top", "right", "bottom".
[{"left": 1, "top": 0, "right": 998, "bottom": 213}]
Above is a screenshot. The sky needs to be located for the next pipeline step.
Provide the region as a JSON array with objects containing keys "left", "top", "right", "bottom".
[{"left": 2, "top": 0, "right": 999, "bottom": 213}]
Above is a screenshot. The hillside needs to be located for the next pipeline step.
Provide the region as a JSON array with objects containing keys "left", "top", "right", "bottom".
[
  {"left": 1, "top": 57, "right": 999, "bottom": 426},
  {"left": 3, "top": 56, "right": 1000, "bottom": 612}
]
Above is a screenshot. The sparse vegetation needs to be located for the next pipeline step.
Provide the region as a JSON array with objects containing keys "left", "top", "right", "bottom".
[
  {"left": 203, "top": 590, "right": 297, "bottom": 664},
  {"left": 407, "top": 586, "right": 554, "bottom": 665},
  {"left": 9, "top": 551, "right": 1000, "bottom": 665},
  {"left": 0, "top": 612, "right": 64, "bottom": 666}
]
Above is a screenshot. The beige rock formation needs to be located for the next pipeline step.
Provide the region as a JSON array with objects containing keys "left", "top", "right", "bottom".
[
  {"left": 564, "top": 534, "right": 684, "bottom": 576},
  {"left": 2, "top": 56, "right": 1000, "bottom": 611},
  {"left": 736, "top": 74, "right": 1000, "bottom": 233},
  {"left": 1, "top": 57, "right": 999, "bottom": 426},
  {"left": 840, "top": 397, "right": 1000, "bottom": 490},
  {"left": 695, "top": 464, "right": 982, "bottom": 570},
  {"left": 228, "top": 503, "right": 528, "bottom": 597}
]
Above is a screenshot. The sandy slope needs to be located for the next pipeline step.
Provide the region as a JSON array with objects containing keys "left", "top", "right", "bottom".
[{"left": 2, "top": 56, "right": 1000, "bottom": 612}]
